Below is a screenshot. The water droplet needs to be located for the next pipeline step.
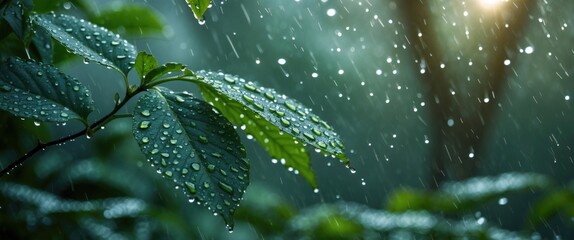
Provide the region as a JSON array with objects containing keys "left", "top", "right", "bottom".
[
  {"left": 253, "top": 102, "right": 264, "bottom": 110},
  {"left": 191, "top": 163, "right": 201, "bottom": 171},
  {"left": 312, "top": 128, "right": 322, "bottom": 136},
  {"left": 141, "top": 110, "right": 150, "bottom": 116},
  {"left": 175, "top": 95, "right": 185, "bottom": 102},
  {"left": 36, "top": 71, "right": 43, "bottom": 76},
  {"left": 116, "top": 55, "right": 126, "bottom": 59},
  {"left": 185, "top": 182, "right": 197, "bottom": 194},
  {"left": 242, "top": 94, "right": 254, "bottom": 103},
  {"left": 277, "top": 58, "right": 286, "bottom": 65},
  {"left": 0, "top": 85, "right": 11, "bottom": 92},
  {"left": 207, "top": 164, "right": 216, "bottom": 172},
  {"left": 264, "top": 92, "right": 275, "bottom": 100},
  {"left": 60, "top": 112, "right": 69, "bottom": 118},
  {"left": 163, "top": 123, "right": 170, "bottom": 129},
  {"left": 141, "top": 137, "right": 149, "bottom": 143},
  {"left": 150, "top": 149, "right": 159, "bottom": 154},
  {"left": 72, "top": 86, "right": 80, "bottom": 91},
  {"left": 292, "top": 128, "right": 300, "bottom": 135},
  {"left": 164, "top": 171, "right": 173, "bottom": 177},
  {"left": 326, "top": 8, "right": 336, "bottom": 17},
  {"left": 203, "top": 182, "right": 210, "bottom": 188},
  {"left": 139, "top": 121, "right": 151, "bottom": 129},
  {"left": 285, "top": 102, "right": 297, "bottom": 111},
  {"left": 303, "top": 132, "right": 316, "bottom": 141},
  {"left": 218, "top": 181, "right": 233, "bottom": 194},
  {"left": 243, "top": 83, "right": 257, "bottom": 92},
  {"left": 447, "top": 119, "right": 455, "bottom": 127},
  {"left": 477, "top": 217, "right": 486, "bottom": 225},
  {"left": 224, "top": 76, "right": 236, "bottom": 84},
  {"left": 198, "top": 136, "right": 209, "bottom": 144},
  {"left": 280, "top": 118, "right": 291, "bottom": 126}
]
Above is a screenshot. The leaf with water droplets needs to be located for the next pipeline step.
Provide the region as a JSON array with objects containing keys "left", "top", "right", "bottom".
[
  {"left": 132, "top": 87, "right": 249, "bottom": 229},
  {"left": 1, "top": 0, "right": 32, "bottom": 40},
  {"left": 144, "top": 62, "right": 187, "bottom": 83},
  {"left": 32, "top": 13, "right": 137, "bottom": 77},
  {"left": 185, "top": 0, "right": 211, "bottom": 23},
  {"left": 200, "top": 79, "right": 317, "bottom": 188},
  {"left": 30, "top": 27, "right": 53, "bottom": 63},
  {"left": 386, "top": 172, "right": 550, "bottom": 213},
  {"left": 196, "top": 71, "right": 350, "bottom": 187},
  {"left": 0, "top": 57, "right": 94, "bottom": 122},
  {"left": 134, "top": 51, "right": 157, "bottom": 82}
]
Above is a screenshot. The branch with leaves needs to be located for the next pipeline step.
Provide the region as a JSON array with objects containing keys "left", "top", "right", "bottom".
[{"left": 0, "top": 3, "right": 351, "bottom": 230}]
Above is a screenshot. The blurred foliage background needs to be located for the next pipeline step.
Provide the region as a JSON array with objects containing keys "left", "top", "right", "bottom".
[{"left": 1, "top": 0, "right": 574, "bottom": 239}]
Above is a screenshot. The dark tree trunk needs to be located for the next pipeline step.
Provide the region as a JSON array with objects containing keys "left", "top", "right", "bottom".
[{"left": 396, "top": 0, "right": 535, "bottom": 187}]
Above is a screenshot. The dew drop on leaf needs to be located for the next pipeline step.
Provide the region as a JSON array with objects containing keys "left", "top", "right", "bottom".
[{"left": 139, "top": 121, "right": 151, "bottom": 129}]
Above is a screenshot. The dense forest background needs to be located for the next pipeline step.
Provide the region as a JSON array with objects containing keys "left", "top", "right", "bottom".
[{"left": 1, "top": 0, "right": 573, "bottom": 239}]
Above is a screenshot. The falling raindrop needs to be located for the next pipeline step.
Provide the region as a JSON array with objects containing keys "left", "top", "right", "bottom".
[{"left": 326, "top": 8, "right": 336, "bottom": 17}]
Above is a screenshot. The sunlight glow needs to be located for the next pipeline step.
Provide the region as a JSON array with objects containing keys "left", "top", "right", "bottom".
[{"left": 478, "top": 0, "right": 507, "bottom": 8}]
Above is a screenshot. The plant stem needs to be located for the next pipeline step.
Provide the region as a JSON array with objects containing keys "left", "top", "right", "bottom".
[{"left": 0, "top": 87, "right": 144, "bottom": 177}]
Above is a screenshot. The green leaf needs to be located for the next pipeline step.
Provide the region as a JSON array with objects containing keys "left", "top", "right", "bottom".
[
  {"left": 132, "top": 87, "right": 249, "bottom": 229},
  {"left": 0, "top": 57, "right": 94, "bottom": 122},
  {"left": 89, "top": 4, "right": 165, "bottom": 36},
  {"left": 134, "top": 51, "right": 157, "bottom": 82},
  {"left": 1, "top": 0, "right": 31, "bottom": 40},
  {"left": 527, "top": 183, "right": 574, "bottom": 229},
  {"left": 196, "top": 71, "right": 350, "bottom": 186},
  {"left": 386, "top": 172, "right": 550, "bottom": 213},
  {"left": 0, "top": 181, "right": 147, "bottom": 217},
  {"left": 234, "top": 183, "right": 295, "bottom": 235},
  {"left": 185, "top": 0, "right": 211, "bottom": 22},
  {"left": 199, "top": 77, "right": 317, "bottom": 188},
  {"left": 144, "top": 62, "right": 186, "bottom": 83},
  {"left": 332, "top": 202, "right": 529, "bottom": 239},
  {"left": 32, "top": 13, "right": 137, "bottom": 77},
  {"left": 30, "top": 27, "right": 53, "bottom": 63}
]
